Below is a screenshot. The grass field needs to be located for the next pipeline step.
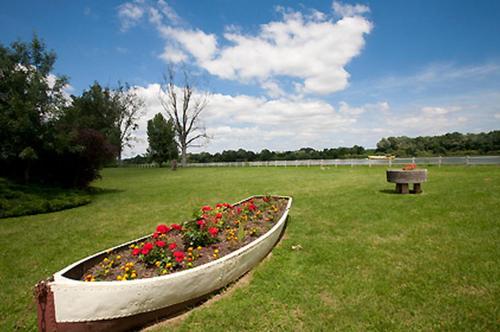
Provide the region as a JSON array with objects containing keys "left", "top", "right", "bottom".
[{"left": 1, "top": 166, "right": 499, "bottom": 331}]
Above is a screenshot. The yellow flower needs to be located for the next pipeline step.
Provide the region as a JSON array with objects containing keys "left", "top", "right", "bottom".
[
  {"left": 197, "top": 246, "right": 203, "bottom": 251},
  {"left": 116, "top": 275, "right": 123, "bottom": 281},
  {"left": 161, "top": 269, "right": 168, "bottom": 275},
  {"left": 214, "top": 249, "right": 219, "bottom": 254},
  {"left": 130, "top": 272, "right": 137, "bottom": 279},
  {"left": 116, "top": 255, "right": 121, "bottom": 260},
  {"left": 155, "top": 261, "right": 161, "bottom": 267},
  {"left": 166, "top": 263, "right": 172, "bottom": 268}
]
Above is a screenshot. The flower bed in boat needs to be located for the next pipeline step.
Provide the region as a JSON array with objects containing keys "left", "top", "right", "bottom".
[{"left": 82, "top": 196, "right": 288, "bottom": 281}]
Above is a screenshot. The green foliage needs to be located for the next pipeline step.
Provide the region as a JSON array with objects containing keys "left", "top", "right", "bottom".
[
  {"left": 147, "top": 113, "right": 178, "bottom": 166},
  {"left": 182, "top": 218, "right": 219, "bottom": 247},
  {"left": 0, "top": 37, "right": 141, "bottom": 186},
  {"left": 376, "top": 131, "right": 500, "bottom": 156},
  {"left": 0, "top": 178, "right": 91, "bottom": 218}
]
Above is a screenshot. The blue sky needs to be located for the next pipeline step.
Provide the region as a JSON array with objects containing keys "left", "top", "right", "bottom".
[{"left": 2, "top": 0, "right": 500, "bottom": 156}]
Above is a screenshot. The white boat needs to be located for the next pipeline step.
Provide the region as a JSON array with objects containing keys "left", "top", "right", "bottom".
[{"left": 35, "top": 195, "right": 292, "bottom": 331}]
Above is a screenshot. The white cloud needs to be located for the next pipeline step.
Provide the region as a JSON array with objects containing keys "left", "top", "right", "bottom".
[
  {"left": 159, "top": 26, "right": 218, "bottom": 63},
  {"left": 421, "top": 106, "right": 461, "bottom": 115},
  {"left": 155, "top": 6, "right": 372, "bottom": 95},
  {"left": 159, "top": 46, "right": 187, "bottom": 63},
  {"left": 123, "top": 84, "right": 364, "bottom": 156},
  {"left": 118, "top": 1, "right": 145, "bottom": 31},
  {"left": 332, "top": 1, "right": 370, "bottom": 17}
]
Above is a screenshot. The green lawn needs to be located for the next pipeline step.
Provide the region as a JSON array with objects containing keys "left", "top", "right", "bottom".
[{"left": 1, "top": 166, "right": 499, "bottom": 331}]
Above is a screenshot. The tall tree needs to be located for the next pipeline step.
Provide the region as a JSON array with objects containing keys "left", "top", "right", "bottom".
[
  {"left": 0, "top": 35, "right": 68, "bottom": 181},
  {"left": 67, "top": 81, "right": 144, "bottom": 162},
  {"left": 113, "top": 83, "right": 144, "bottom": 163},
  {"left": 147, "top": 113, "right": 178, "bottom": 166},
  {"left": 159, "top": 67, "right": 209, "bottom": 167}
]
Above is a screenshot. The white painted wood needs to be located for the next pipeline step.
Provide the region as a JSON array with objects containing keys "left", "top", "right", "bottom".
[{"left": 50, "top": 196, "right": 292, "bottom": 322}]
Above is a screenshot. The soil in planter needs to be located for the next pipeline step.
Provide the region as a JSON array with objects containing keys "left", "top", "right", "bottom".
[{"left": 82, "top": 196, "right": 288, "bottom": 282}]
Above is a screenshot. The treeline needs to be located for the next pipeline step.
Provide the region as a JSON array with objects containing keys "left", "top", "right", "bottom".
[
  {"left": 122, "top": 146, "right": 371, "bottom": 164},
  {"left": 0, "top": 36, "right": 143, "bottom": 187},
  {"left": 124, "top": 131, "right": 500, "bottom": 164},
  {"left": 376, "top": 131, "right": 500, "bottom": 157}
]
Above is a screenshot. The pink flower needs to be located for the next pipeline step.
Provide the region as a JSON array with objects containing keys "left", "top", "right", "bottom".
[{"left": 208, "top": 227, "right": 219, "bottom": 237}]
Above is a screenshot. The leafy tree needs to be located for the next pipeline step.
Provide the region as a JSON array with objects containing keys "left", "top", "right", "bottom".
[
  {"left": 0, "top": 37, "right": 117, "bottom": 187},
  {"left": 0, "top": 35, "right": 68, "bottom": 180},
  {"left": 66, "top": 81, "right": 143, "bottom": 163},
  {"left": 113, "top": 83, "right": 144, "bottom": 163},
  {"left": 147, "top": 113, "right": 178, "bottom": 166}
]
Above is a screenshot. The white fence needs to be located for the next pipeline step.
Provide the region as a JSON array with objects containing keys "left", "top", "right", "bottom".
[
  {"left": 185, "top": 156, "right": 500, "bottom": 168},
  {"left": 124, "top": 156, "right": 500, "bottom": 168}
]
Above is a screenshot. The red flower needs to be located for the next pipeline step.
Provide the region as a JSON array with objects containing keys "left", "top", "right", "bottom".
[
  {"left": 169, "top": 242, "right": 177, "bottom": 250},
  {"left": 215, "top": 212, "right": 223, "bottom": 219},
  {"left": 141, "top": 247, "right": 151, "bottom": 255},
  {"left": 173, "top": 251, "right": 185, "bottom": 262},
  {"left": 403, "top": 163, "right": 417, "bottom": 171},
  {"left": 208, "top": 227, "right": 219, "bottom": 237},
  {"left": 156, "top": 240, "right": 166, "bottom": 248},
  {"left": 152, "top": 231, "right": 159, "bottom": 239},
  {"left": 223, "top": 203, "right": 232, "bottom": 208},
  {"left": 171, "top": 224, "right": 182, "bottom": 231},
  {"left": 201, "top": 205, "right": 212, "bottom": 212},
  {"left": 215, "top": 203, "right": 223, "bottom": 208},
  {"left": 132, "top": 248, "right": 140, "bottom": 256},
  {"left": 236, "top": 207, "right": 242, "bottom": 214},
  {"left": 143, "top": 242, "right": 154, "bottom": 250},
  {"left": 248, "top": 203, "right": 257, "bottom": 211},
  {"left": 156, "top": 224, "right": 170, "bottom": 234},
  {"left": 197, "top": 219, "right": 206, "bottom": 228}
]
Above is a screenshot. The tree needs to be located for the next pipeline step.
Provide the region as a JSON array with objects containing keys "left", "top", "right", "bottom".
[
  {"left": 159, "top": 67, "right": 209, "bottom": 167},
  {"left": 113, "top": 83, "right": 144, "bottom": 163},
  {"left": 0, "top": 35, "right": 68, "bottom": 181},
  {"left": 68, "top": 81, "right": 144, "bottom": 163},
  {"left": 147, "top": 113, "right": 178, "bottom": 166}
]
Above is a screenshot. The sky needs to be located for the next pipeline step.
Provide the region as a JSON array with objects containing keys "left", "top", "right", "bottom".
[{"left": 1, "top": 0, "right": 500, "bottom": 157}]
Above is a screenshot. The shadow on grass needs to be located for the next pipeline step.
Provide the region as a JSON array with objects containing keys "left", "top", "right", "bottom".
[
  {"left": 379, "top": 188, "right": 399, "bottom": 195},
  {"left": 0, "top": 179, "right": 124, "bottom": 219},
  {"left": 86, "top": 187, "right": 124, "bottom": 196}
]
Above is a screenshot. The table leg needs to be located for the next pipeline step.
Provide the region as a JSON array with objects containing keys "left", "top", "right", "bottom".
[
  {"left": 413, "top": 183, "right": 422, "bottom": 194},
  {"left": 396, "top": 183, "right": 409, "bottom": 194}
]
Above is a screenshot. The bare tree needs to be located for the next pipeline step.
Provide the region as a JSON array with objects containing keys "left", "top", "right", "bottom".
[{"left": 159, "top": 67, "right": 209, "bottom": 167}]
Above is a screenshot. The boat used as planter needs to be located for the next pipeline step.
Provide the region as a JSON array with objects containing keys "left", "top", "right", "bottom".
[{"left": 35, "top": 195, "right": 292, "bottom": 332}]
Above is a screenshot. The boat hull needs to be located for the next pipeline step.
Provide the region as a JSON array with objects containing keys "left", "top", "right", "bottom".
[{"left": 35, "top": 195, "right": 292, "bottom": 332}]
